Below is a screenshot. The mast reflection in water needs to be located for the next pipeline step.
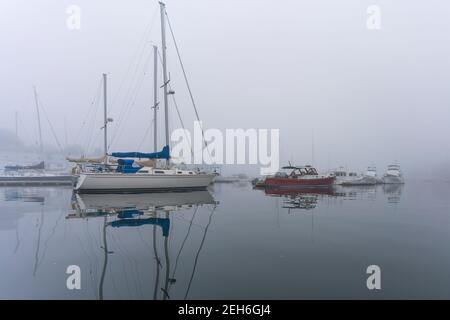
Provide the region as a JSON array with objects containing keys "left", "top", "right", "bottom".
[
  {"left": 4, "top": 181, "right": 450, "bottom": 299},
  {"left": 67, "top": 191, "right": 217, "bottom": 300}
]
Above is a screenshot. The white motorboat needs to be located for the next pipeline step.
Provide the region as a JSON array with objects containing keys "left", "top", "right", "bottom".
[
  {"left": 363, "top": 166, "right": 382, "bottom": 184},
  {"left": 341, "top": 166, "right": 381, "bottom": 186},
  {"left": 331, "top": 168, "right": 361, "bottom": 185},
  {"left": 74, "top": 3, "right": 215, "bottom": 193},
  {"left": 382, "top": 164, "right": 405, "bottom": 184}
]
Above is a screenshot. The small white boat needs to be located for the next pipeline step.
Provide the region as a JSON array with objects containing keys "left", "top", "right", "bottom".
[
  {"left": 382, "top": 164, "right": 405, "bottom": 184},
  {"left": 363, "top": 166, "right": 382, "bottom": 184},
  {"left": 214, "top": 173, "right": 249, "bottom": 183},
  {"left": 331, "top": 168, "right": 361, "bottom": 185},
  {"left": 341, "top": 166, "right": 381, "bottom": 186}
]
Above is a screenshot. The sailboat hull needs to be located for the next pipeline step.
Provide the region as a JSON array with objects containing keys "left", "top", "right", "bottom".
[{"left": 74, "top": 173, "right": 215, "bottom": 193}]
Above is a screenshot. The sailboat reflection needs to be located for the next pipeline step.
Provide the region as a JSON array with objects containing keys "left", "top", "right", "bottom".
[{"left": 68, "top": 190, "right": 217, "bottom": 300}]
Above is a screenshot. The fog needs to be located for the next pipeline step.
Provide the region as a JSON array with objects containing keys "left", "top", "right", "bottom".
[{"left": 1, "top": 0, "right": 449, "bottom": 178}]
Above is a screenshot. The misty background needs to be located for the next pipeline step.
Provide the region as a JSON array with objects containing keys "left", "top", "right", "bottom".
[{"left": 0, "top": 0, "right": 449, "bottom": 179}]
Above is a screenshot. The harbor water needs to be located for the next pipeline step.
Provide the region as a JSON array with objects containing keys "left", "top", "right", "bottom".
[{"left": 1, "top": 181, "right": 450, "bottom": 299}]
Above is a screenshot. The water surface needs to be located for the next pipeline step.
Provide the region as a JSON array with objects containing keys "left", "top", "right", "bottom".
[{"left": 1, "top": 181, "right": 449, "bottom": 299}]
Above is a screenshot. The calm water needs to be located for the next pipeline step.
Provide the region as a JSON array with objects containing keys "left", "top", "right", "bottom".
[{"left": 1, "top": 181, "right": 450, "bottom": 299}]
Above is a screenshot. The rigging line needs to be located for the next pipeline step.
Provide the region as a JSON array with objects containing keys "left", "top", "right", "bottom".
[
  {"left": 109, "top": 8, "right": 159, "bottom": 114},
  {"left": 110, "top": 23, "right": 158, "bottom": 149},
  {"left": 84, "top": 94, "right": 102, "bottom": 154},
  {"left": 38, "top": 208, "right": 65, "bottom": 269},
  {"left": 165, "top": 11, "right": 212, "bottom": 162},
  {"left": 75, "top": 233, "right": 96, "bottom": 298},
  {"left": 109, "top": 48, "right": 154, "bottom": 149},
  {"left": 33, "top": 208, "right": 44, "bottom": 276},
  {"left": 108, "top": 232, "right": 134, "bottom": 298},
  {"left": 83, "top": 220, "right": 99, "bottom": 293},
  {"left": 108, "top": 229, "right": 142, "bottom": 299},
  {"left": 136, "top": 121, "right": 153, "bottom": 151},
  {"left": 170, "top": 207, "right": 198, "bottom": 285},
  {"left": 36, "top": 94, "right": 64, "bottom": 153},
  {"left": 156, "top": 49, "right": 193, "bottom": 157},
  {"left": 82, "top": 81, "right": 103, "bottom": 152},
  {"left": 108, "top": 263, "right": 123, "bottom": 300},
  {"left": 111, "top": 42, "right": 151, "bottom": 138},
  {"left": 85, "top": 128, "right": 102, "bottom": 156},
  {"left": 169, "top": 84, "right": 194, "bottom": 158},
  {"left": 75, "top": 76, "right": 103, "bottom": 146},
  {"left": 17, "top": 108, "right": 33, "bottom": 150},
  {"left": 184, "top": 205, "right": 217, "bottom": 300},
  {"left": 110, "top": 63, "right": 151, "bottom": 151}
]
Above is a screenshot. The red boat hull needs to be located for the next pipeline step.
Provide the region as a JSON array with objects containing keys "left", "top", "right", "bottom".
[{"left": 265, "top": 176, "right": 335, "bottom": 188}]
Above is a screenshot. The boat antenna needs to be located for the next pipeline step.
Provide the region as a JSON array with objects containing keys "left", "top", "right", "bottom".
[{"left": 33, "top": 86, "right": 44, "bottom": 159}]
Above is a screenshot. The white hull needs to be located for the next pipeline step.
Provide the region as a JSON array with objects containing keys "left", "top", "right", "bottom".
[
  {"left": 382, "top": 175, "right": 404, "bottom": 184},
  {"left": 341, "top": 175, "right": 381, "bottom": 186},
  {"left": 75, "top": 173, "right": 215, "bottom": 193}
]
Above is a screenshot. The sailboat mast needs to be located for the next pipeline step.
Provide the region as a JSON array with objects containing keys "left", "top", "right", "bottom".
[
  {"left": 33, "top": 86, "right": 44, "bottom": 157},
  {"left": 103, "top": 73, "right": 108, "bottom": 164},
  {"left": 153, "top": 45, "right": 158, "bottom": 152},
  {"left": 159, "top": 2, "right": 170, "bottom": 150}
]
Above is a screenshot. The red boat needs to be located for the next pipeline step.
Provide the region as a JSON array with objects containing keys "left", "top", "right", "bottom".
[{"left": 264, "top": 165, "right": 335, "bottom": 188}]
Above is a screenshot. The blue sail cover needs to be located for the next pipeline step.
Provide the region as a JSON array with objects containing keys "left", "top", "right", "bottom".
[
  {"left": 110, "top": 218, "right": 170, "bottom": 237},
  {"left": 116, "top": 159, "right": 141, "bottom": 174},
  {"left": 111, "top": 145, "right": 170, "bottom": 160}
]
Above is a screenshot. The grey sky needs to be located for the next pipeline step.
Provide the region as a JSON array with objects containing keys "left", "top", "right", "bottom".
[{"left": 1, "top": 0, "right": 449, "bottom": 176}]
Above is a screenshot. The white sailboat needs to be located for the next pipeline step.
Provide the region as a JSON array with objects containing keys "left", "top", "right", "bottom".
[
  {"left": 74, "top": 2, "right": 215, "bottom": 193},
  {"left": 0, "top": 88, "right": 73, "bottom": 186}
]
